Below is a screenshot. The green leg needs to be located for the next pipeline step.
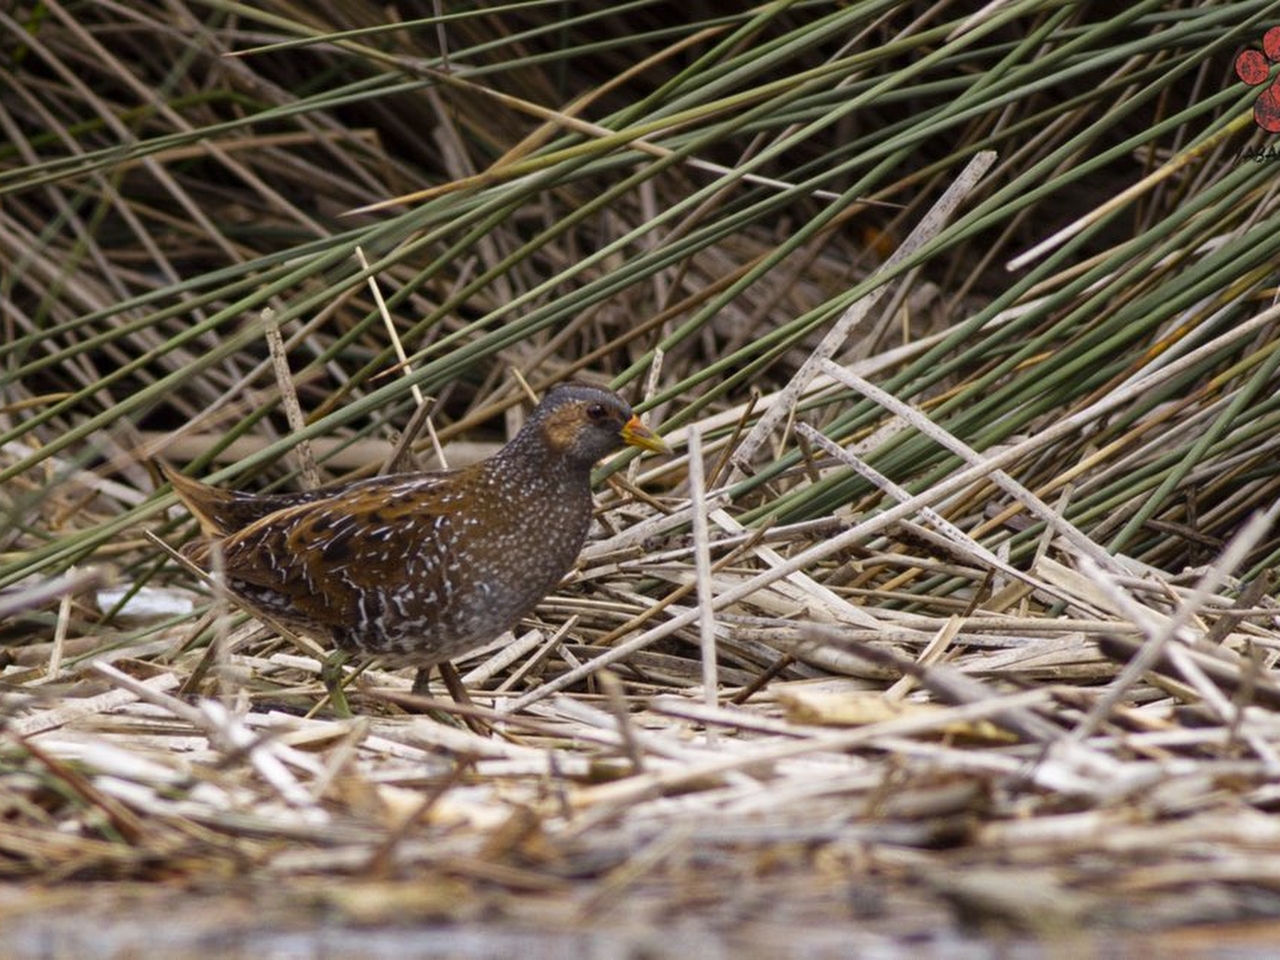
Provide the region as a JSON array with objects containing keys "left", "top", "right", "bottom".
[{"left": 318, "top": 650, "right": 355, "bottom": 719}]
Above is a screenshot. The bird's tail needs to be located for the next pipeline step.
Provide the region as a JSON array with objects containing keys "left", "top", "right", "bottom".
[{"left": 157, "top": 460, "right": 239, "bottom": 539}]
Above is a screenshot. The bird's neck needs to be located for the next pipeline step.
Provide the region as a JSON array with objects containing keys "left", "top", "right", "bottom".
[{"left": 488, "top": 434, "right": 591, "bottom": 491}]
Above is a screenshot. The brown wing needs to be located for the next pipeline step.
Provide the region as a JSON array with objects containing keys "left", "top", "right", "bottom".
[
  {"left": 162, "top": 460, "right": 384, "bottom": 538},
  {"left": 211, "top": 471, "right": 474, "bottom": 642}
]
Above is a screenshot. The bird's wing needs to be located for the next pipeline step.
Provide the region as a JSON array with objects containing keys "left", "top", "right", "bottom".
[
  {"left": 212, "top": 471, "right": 473, "bottom": 633},
  {"left": 163, "top": 460, "right": 395, "bottom": 538}
]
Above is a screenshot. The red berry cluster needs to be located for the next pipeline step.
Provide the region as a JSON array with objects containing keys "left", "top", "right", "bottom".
[{"left": 1235, "top": 26, "right": 1280, "bottom": 133}]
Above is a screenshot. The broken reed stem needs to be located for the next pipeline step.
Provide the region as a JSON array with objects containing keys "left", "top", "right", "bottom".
[
  {"left": 731, "top": 149, "right": 998, "bottom": 473},
  {"left": 359, "top": 245, "right": 425, "bottom": 409},
  {"left": 264, "top": 309, "right": 320, "bottom": 489},
  {"left": 686, "top": 425, "right": 718, "bottom": 707}
]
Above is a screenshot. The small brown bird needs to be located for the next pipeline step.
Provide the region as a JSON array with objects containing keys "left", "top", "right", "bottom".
[{"left": 163, "top": 383, "right": 668, "bottom": 696}]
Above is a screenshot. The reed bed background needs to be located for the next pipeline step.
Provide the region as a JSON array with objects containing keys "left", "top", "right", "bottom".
[{"left": 4, "top": 2, "right": 1280, "bottom": 953}]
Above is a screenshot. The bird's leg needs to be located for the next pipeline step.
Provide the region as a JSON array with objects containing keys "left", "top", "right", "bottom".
[
  {"left": 409, "top": 663, "right": 469, "bottom": 703},
  {"left": 410, "top": 666, "right": 433, "bottom": 698},
  {"left": 438, "top": 662, "right": 473, "bottom": 707},
  {"left": 440, "top": 661, "right": 492, "bottom": 735},
  {"left": 317, "top": 650, "right": 356, "bottom": 719},
  {"left": 406, "top": 662, "right": 489, "bottom": 735}
]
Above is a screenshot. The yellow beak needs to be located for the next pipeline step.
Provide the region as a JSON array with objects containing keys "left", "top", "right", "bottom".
[{"left": 620, "top": 414, "right": 671, "bottom": 455}]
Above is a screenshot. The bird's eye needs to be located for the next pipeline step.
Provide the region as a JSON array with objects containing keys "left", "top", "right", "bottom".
[{"left": 586, "top": 402, "right": 609, "bottom": 421}]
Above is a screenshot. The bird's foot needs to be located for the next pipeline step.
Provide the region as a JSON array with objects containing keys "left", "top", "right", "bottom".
[{"left": 317, "top": 651, "right": 356, "bottom": 719}]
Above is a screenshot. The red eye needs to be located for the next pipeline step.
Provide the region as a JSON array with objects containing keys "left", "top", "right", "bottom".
[{"left": 586, "top": 403, "right": 609, "bottom": 421}]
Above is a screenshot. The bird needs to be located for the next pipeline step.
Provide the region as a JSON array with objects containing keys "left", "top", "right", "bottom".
[{"left": 161, "top": 382, "right": 669, "bottom": 706}]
